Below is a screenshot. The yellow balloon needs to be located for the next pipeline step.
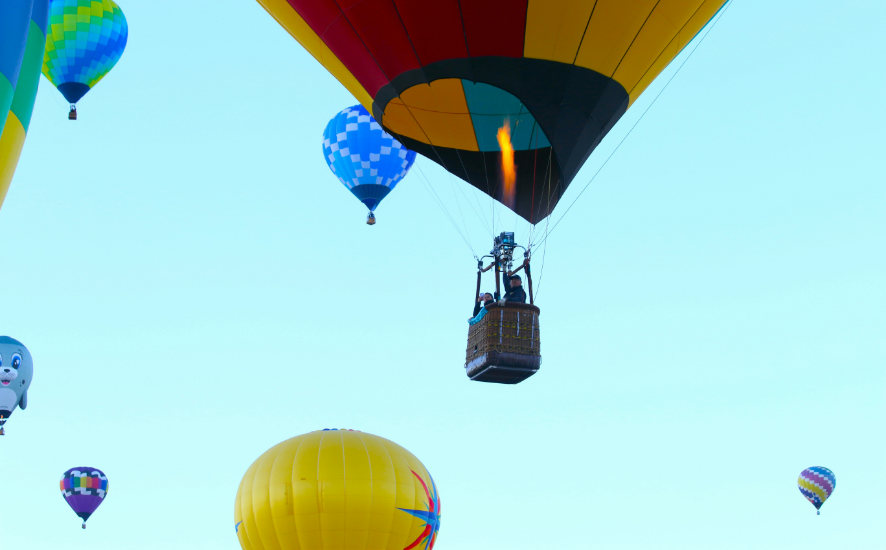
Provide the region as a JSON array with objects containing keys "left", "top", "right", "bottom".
[{"left": 235, "top": 430, "right": 441, "bottom": 550}]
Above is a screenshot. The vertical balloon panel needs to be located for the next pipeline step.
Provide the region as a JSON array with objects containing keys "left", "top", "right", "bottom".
[{"left": 0, "top": 0, "right": 49, "bottom": 211}]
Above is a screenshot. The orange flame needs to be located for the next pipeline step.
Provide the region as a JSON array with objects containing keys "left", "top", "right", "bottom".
[{"left": 497, "top": 120, "right": 516, "bottom": 209}]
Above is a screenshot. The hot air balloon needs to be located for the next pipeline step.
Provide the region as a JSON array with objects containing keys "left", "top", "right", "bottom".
[
  {"left": 0, "top": 0, "right": 48, "bottom": 211},
  {"left": 323, "top": 104, "right": 417, "bottom": 225},
  {"left": 0, "top": 336, "right": 34, "bottom": 436},
  {"left": 42, "top": 0, "right": 128, "bottom": 120},
  {"left": 60, "top": 467, "right": 108, "bottom": 528},
  {"left": 257, "top": 0, "right": 728, "bottom": 223},
  {"left": 235, "top": 429, "right": 440, "bottom": 550},
  {"left": 798, "top": 466, "right": 836, "bottom": 515}
]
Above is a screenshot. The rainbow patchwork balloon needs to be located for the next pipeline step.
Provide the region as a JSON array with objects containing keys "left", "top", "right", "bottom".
[
  {"left": 60, "top": 466, "right": 108, "bottom": 528},
  {"left": 42, "top": 0, "right": 127, "bottom": 110},
  {"left": 798, "top": 466, "right": 836, "bottom": 515}
]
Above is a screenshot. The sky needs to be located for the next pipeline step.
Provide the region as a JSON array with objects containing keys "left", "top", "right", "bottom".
[{"left": 0, "top": 0, "right": 884, "bottom": 549}]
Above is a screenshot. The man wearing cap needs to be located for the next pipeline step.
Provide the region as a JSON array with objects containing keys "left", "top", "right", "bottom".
[{"left": 502, "top": 273, "right": 527, "bottom": 303}]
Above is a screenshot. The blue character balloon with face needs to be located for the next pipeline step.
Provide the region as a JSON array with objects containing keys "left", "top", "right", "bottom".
[{"left": 0, "top": 336, "right": 33, "bottom": 435}]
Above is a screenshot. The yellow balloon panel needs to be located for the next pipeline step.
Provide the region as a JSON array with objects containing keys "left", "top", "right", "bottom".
[
  {"left": 383, "top": 79, "right": 480, "bottom": 152},
  {"left": 235, "top": 430, "right": 440, "bottom": 550},
  {"left": 625, "top": 0, "right": 727, "bottom": 102},
  {"left": 0, "top": 114, "right": 27, "bottom": 209},
  {"left": 523, "top": 0, "right": 599, "bottom": 64}
]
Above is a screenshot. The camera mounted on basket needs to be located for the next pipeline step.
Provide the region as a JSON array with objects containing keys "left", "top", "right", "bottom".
[
  {"left": 493, "top": 231, "right": 515, "bottom": 257},
  {"left": 492, "top": 232, "right": 524, "bottom": 273},
  {"left": 477, "top": 231, "right": 533, "bottom": 304}
]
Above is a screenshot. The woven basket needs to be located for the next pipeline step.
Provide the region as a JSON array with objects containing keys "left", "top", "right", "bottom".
[{"left": 465, "top": 302, "right": 541, "bottom": 383}]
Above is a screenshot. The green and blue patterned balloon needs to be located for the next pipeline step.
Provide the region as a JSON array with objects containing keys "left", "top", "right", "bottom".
[
  {"left": 0, "top": 0, "right": 48, "bottom": 208},
  {"left": 42, "top": 0, "right": 127, "bottom": 115}
]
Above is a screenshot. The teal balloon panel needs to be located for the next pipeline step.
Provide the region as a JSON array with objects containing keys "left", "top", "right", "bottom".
[{"left": 42, "top": 0, "right": 127, "bottom": 105}]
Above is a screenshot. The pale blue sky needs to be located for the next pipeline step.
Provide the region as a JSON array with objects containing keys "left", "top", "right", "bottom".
[{"left": 1, "top": 1, "right": 883, "bottom": 549}]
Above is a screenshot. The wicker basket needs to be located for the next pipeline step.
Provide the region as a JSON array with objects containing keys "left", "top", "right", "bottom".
[{"left": 465, "top": 302, "right": 541, "bottom": 384}]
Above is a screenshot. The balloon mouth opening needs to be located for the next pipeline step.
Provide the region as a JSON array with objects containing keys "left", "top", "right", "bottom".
[{"left": 57, "top": 82, "right": 90, "bottom": 104}]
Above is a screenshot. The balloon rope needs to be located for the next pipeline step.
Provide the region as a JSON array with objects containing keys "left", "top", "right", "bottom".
[
  {"left": 415, "top": 162, "right": 478, "bottom": 258},
  {"left": 530, "top": 0, "right": 735, "bottom": 252},
  {"left": 533, "top": 149, "right": 554, "bottom": 300},
  {"left": 534, "top": 216, "right": 551, "bottom": 300},
  {"left": 445, "top": 166, "right": 493, "bottom": 237},
  {"left": 446, "top": 167, "right": 475, "bottom": 249},
  {"left": 531, "top": 127, "right": 539, "bottom": 225},
  {"left": 521, "top": 122, "right": 542, "bottom": 250},
  {"left": 385, "top": 90, "right": 492, "bottom": 246}
]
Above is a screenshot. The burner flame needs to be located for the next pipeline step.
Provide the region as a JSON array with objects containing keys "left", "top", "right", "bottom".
[{"left": 497, "top": 120, "right": 516, "bottom": 208}]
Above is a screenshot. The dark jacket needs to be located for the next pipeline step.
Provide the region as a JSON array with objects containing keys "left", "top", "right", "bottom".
[{"left": 502, "top": 273, "right": 527, "bottom": 303}]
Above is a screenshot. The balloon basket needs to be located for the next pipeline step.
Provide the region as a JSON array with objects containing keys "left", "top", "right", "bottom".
[
  {"left": 82, "top": 523, "right": 86, "bottom": 529},
  {"left": 465, "top": 302, "right": 541, "bottom": 384},
  {"left": 366, "top": 212, "right": 376, "bottom": 226},
  {"left": 68, "top": 105, "right": 77, "bottom": 120},
  {"left": 817, "top": 511, "right": 820, "bottom": 515},
  {"left": 0, "top": 427, "right": 4, "bottom": 436}
]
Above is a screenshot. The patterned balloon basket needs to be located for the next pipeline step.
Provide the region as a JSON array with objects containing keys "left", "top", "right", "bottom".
[{"left": 798, "top": 466, "right": 836, "bottom": 515}]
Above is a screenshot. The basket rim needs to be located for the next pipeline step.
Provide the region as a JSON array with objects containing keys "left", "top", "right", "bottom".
[{"left": 483, "top": 302, "right": 540, "bottom": 315}]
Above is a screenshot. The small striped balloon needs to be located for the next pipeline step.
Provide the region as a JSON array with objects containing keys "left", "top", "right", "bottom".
[{"left": 798, "top": 466, "right": 836, "bottom": 515}]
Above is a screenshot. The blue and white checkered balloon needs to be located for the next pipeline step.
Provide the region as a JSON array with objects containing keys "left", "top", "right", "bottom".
[{"left": 322, "top": 105, "right": 417, "bottom": 212}]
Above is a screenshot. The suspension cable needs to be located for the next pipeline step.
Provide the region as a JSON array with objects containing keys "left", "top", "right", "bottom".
[
  {"left": 530, "top": 0, "right": 734, "bottom": 253},
  {"left": 444, "top": 167, "right": 474, "bottom": 250},
  {"left": 446, "top": 166, "right": 493, "bottom": 237},
  {"left": 533, "top": 168, "right": 554, "bottom": 299},
  {"left": 415, "top": 162, "right": 478, "bottom": 258}
]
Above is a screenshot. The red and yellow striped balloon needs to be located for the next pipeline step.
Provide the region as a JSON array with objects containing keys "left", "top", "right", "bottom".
[{"left": 257, "top": 0, "right": 727, "bottom": 222}]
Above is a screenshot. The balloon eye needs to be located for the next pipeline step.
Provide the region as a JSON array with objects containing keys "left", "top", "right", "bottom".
[{"left": 12, "top": 354, "right": 21, "bottom": 369}]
